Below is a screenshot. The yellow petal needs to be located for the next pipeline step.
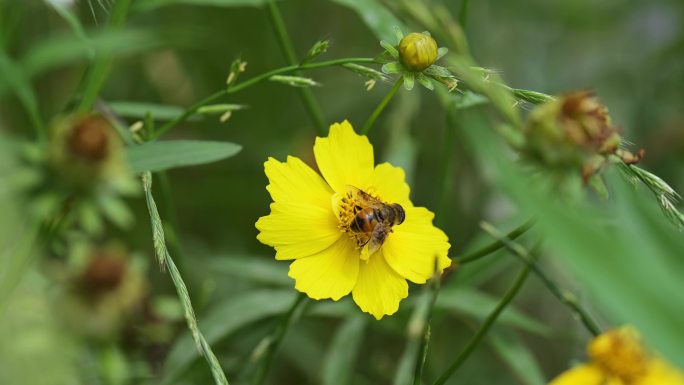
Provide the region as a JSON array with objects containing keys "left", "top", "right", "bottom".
[
  {"left": 548, "top": 364, "right": 612, "bottom": 385},
  {"left": 288, "top": 237, "right": 359, "bottom": 300},
  {"left": 256, "top": 202, "right": 341, "bottom": 260},
  {"left": 351, "top": 251, "right": 408, "bottom": 320},
  {"left": 313, "top": 120, "right": 374, "bottom": 192},
  {"left": 371, "top": 162, "right": 412, "bottom": 208},
  {"left": 382, "top": 206, "right": 451, "bottom": 283},
  {"left": 636, "top": 359, "right": 684, "bottom": 385},
  {"left": 264, "top": 156, "right": 333, "bottom": 207}
]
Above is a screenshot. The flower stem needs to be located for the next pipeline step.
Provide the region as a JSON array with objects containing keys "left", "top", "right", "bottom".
[
  {"left": 432, "top": 257, "right": 534, "bottom": 385},
  {"left": 266, "top": 0, "right": 327, "bottom": 135},
  {"left": 413, "top": 274, "right": 441, "bottom": 385},
  {"left": 252, "top": 293, "right": 308, "bottom": 385},
  {"left": 151, "top": 57, "right": 375, "bottom": 139},
  {"left": 480, "top": 221, "right": 602, "bottom": 336},
  {"left": 361, "top": 77, "right": 404, "bottom": 135},
  {"left": 441, "top": 218, "right": 534, "bottom": 281},
  {"left": 77, "top": 0, "right": 132, "bottom": 113}
]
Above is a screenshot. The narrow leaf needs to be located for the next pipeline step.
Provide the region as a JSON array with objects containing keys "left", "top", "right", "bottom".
[{"left": 126, "top": 140, "right": 242, "bottom": 174}]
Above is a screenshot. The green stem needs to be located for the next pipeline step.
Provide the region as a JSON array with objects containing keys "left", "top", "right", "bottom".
[
  {"left": 151, "top": 57, "right": 375, "bottom": 139},
  {"left": 361, "top": 77, "right": 404, "bottom": 135},
  {"left": 252, "top": 293, "right": 308, "bottom": 385},
  {"left": 459, "top": 0, "right": 470, "bottom": 29},
  {"left": 454, "top": 219, "right": 534, "bottom": 267},
  {"left": 413, "top": 276, "right": 441, "bottom": 385},
  {"left": 266, "top": 0, "right": 327, "bottom": 135},
  {"left": 432, "top": 259, "right": 534, "bottom": 385},
  {"left": 77, "top": 0, "right": 132, "bottom": 112},
  {"left": 480, "top": 222, "right": 602, "bottom": 336}
]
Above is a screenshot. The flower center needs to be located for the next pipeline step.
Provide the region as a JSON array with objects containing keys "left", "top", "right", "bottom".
[
  {"left": 331, "top": 186, "right": 403, "bottom": 261},
  {"left": 588, "top": 328, "right": 649, "bottom": 383}
]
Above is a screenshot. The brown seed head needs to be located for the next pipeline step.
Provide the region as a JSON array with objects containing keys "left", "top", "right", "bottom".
[{"left": 68, "top": 116, "right": 111, "bottom": 162}]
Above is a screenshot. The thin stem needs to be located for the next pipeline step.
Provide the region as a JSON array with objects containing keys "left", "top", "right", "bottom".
[
  {"left": 266, "top": 0, "right": 326, "bottom": 135},
  {"left": 77, "top": 0, "right": 132, "bottom": 112},
  {"left": 413, "top": 275, "right": 441, "bottom": 385},
  {"left": 480, "top": 222, "right": 602, "bottom": 336},
  {"left": 435, "top": 110, "right": 457, "bottom": 225},
  {"left": 448, "top": 219, "right": 534, "bottom": 271},
  {"left": 432, "top": 258, "right": 534, "bottom": 385},
  {"left": 458, "top": 0, "right": 470, "bottom": 29},
  {"left": 252, "top": 293, "right": 308, "bottom": 385},
  {"left": 361, "top": 77, "right": 404, "bottom": 135},
  {"left": 151, "top": 57, "right": 375, "bottom": 139}
]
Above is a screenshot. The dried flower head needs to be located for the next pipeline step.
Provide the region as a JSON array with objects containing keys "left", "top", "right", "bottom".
[{"left": 524, "top": 91, "right": 643, "bottom": 180}]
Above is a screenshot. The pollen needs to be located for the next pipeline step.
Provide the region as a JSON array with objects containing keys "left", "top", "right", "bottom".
[{"left": 332, "top": 189, "right": 371, "bottom": 252}]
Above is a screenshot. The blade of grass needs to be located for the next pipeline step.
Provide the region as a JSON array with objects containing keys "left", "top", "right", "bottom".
[
  {"left": 142, "top": 172, "right": 228, "bottom": 385},
  {"left": 77, "top": 0, "right": 133, "bottom": 112}
]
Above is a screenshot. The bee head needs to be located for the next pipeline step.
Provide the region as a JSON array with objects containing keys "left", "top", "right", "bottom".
[{"left": 392, "top": 203, "right": 405, "bottom": 225}]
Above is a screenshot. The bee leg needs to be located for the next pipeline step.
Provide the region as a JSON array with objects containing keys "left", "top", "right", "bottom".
[{"left": 367, "top": 224, "right": 390, "bottom": 258}]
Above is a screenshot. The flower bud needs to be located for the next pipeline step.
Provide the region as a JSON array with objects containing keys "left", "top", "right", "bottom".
[
  {"left": 49, "top": 114, "right": 126, "bottom": 187},
  {"left": 523, "top": 91, "right": 640, "bottom": 178},
  {"left": 399, "top": 32, "right": 438, "bottom": 71}
]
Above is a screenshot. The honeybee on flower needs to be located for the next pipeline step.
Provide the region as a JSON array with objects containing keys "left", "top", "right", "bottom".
[{"left": 255, "top": 121, "right": 451, "bottom": 319}]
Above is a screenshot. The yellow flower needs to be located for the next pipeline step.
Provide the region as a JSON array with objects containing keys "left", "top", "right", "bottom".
[
  {"left": 549, "top": 326, "right": 684, "bottom": 385},
  {"left": 255, "top": 121, "right": 451, "bottom": 319}
]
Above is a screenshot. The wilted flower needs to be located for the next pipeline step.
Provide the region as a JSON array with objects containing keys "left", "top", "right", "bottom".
[
  {"left": 49, "top": 113, "right": 129, "bottom": 187},
  {"left": 524, "top": 91, "right": 643, "bottom": 181},
  {"left": 379, "top": 27, "right": 457, "bottom": 91},
  {"left": 255, "top": 121, "right": 451, "bottom": 319},
  {"left": 59, "top": 247, "right": 146, "bottom": 340},
  {"left": 549, "top": 326, "right": 684, "bottom": 385}
]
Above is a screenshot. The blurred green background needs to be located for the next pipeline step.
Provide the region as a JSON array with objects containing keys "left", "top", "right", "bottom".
[{"left": 1, "top": 0, "right": 683, "bottom": 384}]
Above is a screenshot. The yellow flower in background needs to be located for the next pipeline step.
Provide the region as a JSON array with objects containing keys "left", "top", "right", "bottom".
[
  {"left": 549, "top": 326, "right": 684, "bottom": 385},
  {"left": 256, "top": 121, "right": 451, "bottom": 319}
]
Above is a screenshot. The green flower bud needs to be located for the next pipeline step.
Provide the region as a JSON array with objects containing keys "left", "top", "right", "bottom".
[{"left": 399, "top": 32, "right": 438, "bottom": 71}]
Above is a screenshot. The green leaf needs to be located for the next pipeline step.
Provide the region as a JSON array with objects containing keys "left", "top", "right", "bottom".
[
  {"left": 0, "top": 50, "right": 44, "bottom": 137},
  {"left": 488, "top": 329, "right": 545, "bottom": 385},
  {"left": 20, "top": 29, "right": 162, "bottom": 78},
  {"left": 108, "top": 101, "right": 202, "bottom": 122},
  {"left": 330, "top": 0, "right": 407, "bottom": 42},
  {"left": 207, "top": 256, "right": 291, "bottom": 286},
  {"left": 435, "top": 287, "right": 552, "bottom": 336},
  {"left": 126, "top": 140, "right": 242, "bottom": 174},
  {"left": 134, "top": 0, "right": 272, "bottom": 12},
  {"left": 162, "top": 290, "right": 297, "bottom": 385},
  {"left": 323, "top": 316, "right": 366, "bottom": 385}
]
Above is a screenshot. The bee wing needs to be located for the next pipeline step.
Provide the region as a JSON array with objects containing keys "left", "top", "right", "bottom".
[
  {"left": 345, "top": 185, "right": 385, "bottom": 209},
  {"left": 367, "top": 222, "right": 392, "bottom": 257}
]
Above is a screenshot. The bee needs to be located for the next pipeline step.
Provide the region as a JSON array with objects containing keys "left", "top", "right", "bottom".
[{"left": 343, "top": 186, "right": 406, "bottom": 256}]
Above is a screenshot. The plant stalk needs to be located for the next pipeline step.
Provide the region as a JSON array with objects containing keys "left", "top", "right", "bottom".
[
  {"left": 266, "top": 0, "right": 327, "bottom": 135},
  {"left": 432, "top": 257, "right": 534, "bottom": 385},
  {"left": 151, "top": 57, "right": 376, "bottom": 139},
  {"left": 361, "top": 77, "right": 404, "bottom": 135},
  {"left": 480, "top": 221, "right": 602, "bottom": 336}
]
